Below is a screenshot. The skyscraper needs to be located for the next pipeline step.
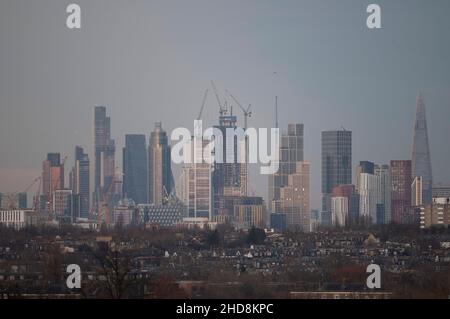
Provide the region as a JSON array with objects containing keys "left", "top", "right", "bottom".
[
  {"left": 355, "top": 161, "right": 375, "bottom": 193},
  {"left": 412, "top": 94, "right": 433, "bottom": 205},
  {"left": 212, "top": 112, "right": 248, "bottom": 214},
  {"left": 391, "top": 160, "right": 412, "bottom": 224},
  {"left": 123, "top": 134, "right": 148, "bottom": 204},
  {"left": 278, "top": 161, "right": 311, "bottom": 231},
  {"left": 375, "top": 164, "right": 391, "bottom": 224},
  {"left": 148, "top": 122, "right": 172, "bottom": 205},
  {"left": 321, "top": 130, "right": 352, "bottom": 211},
  {"left": 268, "top": 123, "right": 304, "bottom": 210},
  {"left": 358, "top": 172, "right": 379, "bottom": 224},
  {"left": 179, "top": 136, "right": 212, "bottom": 218},
  {"left": 42, "top": 153, "right": 64, "bottom": 205},
  {"left": 70, "top": 146, "right": 90, "bottom": 219},
  {"left": 94, "top": 106, "right": 116, "bottom": 209}
]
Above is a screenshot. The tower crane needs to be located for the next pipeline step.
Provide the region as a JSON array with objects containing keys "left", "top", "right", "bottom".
[
  {"left": 228, "top": 91, "right": 252, "bottom": 129},
  {"left": 196, "top": 89, "right": 209, "bottom": 120},
  {"left": 211, "top": 80, "right": 227, "bottom": 116}
]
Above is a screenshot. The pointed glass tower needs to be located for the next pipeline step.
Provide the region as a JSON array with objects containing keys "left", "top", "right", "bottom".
[{"left": 412, "top": 93, "right": 433, "bottom": 204}]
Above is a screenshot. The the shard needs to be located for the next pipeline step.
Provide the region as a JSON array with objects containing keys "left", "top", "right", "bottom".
[{"left": 412, "top": 93, "right": 433, "bottom": 204}]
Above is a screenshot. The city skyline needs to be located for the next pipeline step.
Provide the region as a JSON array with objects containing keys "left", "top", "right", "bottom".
[{"left": 1, "top": 0, "right": 450, "bottom": 210}]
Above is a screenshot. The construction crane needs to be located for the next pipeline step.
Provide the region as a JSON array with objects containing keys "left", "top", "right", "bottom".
[
  {"left": 211, "top": 80, "right": 227, "bottom": 116},
  {"left": 5, "top": 176, "right": 41, "bottom": 210},
  {"left": 196, "top": 89, "right": 209, "bottom": 120},
  {"left": 228, "top": 91, "right": 252, "bottom": 129}
]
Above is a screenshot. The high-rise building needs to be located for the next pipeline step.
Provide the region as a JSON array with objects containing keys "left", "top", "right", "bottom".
[
  {"left": 70, "top": 146, "right": 90, "bottom": 219},
  {"left": 332, "top": 184, "right": 359, "bottom": 224},
  {"left": 278, "top": 161, "right": 311, "bottom": 231},
  {"left": 412, "top": 94, "right": 433, "bottom": 205},
  {"left": 123, "top": 134, "right": 148, "bottom": 204},
  {"left": 42, "top": 153, "right": 64, "bottom": 208},
  {"left": 355, "top": 161, "right": 375, "bottom": 193},
  {"left": 268, "top": 123, "right": 304, "bottom": 211},
  {"left": 213, "top": 113, "right": 249, "bottom": 214},
  {"left": 321, "top": 130, "right": 352, "bottom": 211},
  {"left": 179, "top": 136, "right": 213, "bottom": 219},
  {"left": 375, "top": 164, "right": 391, "bottom": 224},
  {"left": 331, "top": 196, "right": 348, "bottom": 227},
  {"left": 358, "top": 172, "right": 379, "bottom": 224},
  {"left": 390, "top": 160, "right": 412, "bottom": 224},
  {"left": 94, "top": 106, "right": 116, "bottom": 209},
  {"left": 148, "top": 122, "right": 172, "bottom": 205}
]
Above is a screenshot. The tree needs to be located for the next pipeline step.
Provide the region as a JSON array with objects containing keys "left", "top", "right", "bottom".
[{"left": 247, "top": 227, "right": 266, "bottom": 245}]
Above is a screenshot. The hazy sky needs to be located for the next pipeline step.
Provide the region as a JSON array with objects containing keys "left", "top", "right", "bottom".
[{"left": 1, "top": 0, "right": 449, "bottom": 209}]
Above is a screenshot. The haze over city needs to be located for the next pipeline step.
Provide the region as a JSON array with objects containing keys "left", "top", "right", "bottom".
[{"left": 1, "top": 0, "right": 450, "bottom": 209}]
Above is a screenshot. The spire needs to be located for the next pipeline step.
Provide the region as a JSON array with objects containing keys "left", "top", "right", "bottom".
[{"left": 412, "top": 92, "right": 433, "bottom": 204}]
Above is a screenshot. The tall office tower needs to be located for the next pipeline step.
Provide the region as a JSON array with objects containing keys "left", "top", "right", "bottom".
[
  {"left": 213, "top": 113, "right": 249, "bottom": 215},
  {"left": 355, "top": 161, "right": 375, "bottom": 192},
  {"left": 180, "top": 136, "right": 212, "bottom": 218},
  {"left": 321, "top": 130, "right": 352, "bottom": 211},
  {"left": 123, "top": 134, "right": 148, "bottom": 204},
  {"left": 42, "top": 153, "right": 64, "bottom": 203},
  {"left": 268, "top": 124, "right": 304, "bottom": 211},
  {"left": 70, "top": 146, "right": 90, "bottom": 219},
  {"left": 278, "top": 161, "right": 310, "bottom": 231},
  {"left": 94, "top": 106, "right": 116, "bottom": 208},
  {"left": 375, "top": 164, "right": 391, "bottom": 224},
  {"left": 412, "top": 94, "right": 433, "bottom": 205},
  {"left": 332, "top": 184, "right": 359, "bottom": 224},
  {"left": 148, "top": 122, "right": 172, "bottom": 205},
  {"left": 358, "top": 172, "right": 379, "bottom": 224},
  {"left": 331, "top": 196, "right": 348, "bottom": 227},
  {"left": 390, "top": 160, "right": 412, "bottom": 224}
]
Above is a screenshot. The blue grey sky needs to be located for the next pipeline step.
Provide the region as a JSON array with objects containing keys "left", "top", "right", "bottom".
[{"left": 0, "top": 0, "right": 449, "bottom": 209}]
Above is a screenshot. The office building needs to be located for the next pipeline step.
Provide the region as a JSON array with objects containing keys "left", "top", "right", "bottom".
[
  {"left": 148, "top": 122, "right": 172, "bottom": 205},
  {"left": 277, "top": 161, "right": 311, "bottom": 231},
  {"left": 321, "top": 130, "right": 352, "bottom": 211},
  {"left": 94, "top": 106, "right": 116, "bottom": 209},
  {"left": 358, "top": 173, "right": 379, "bottom": 224},
  {"left": 123, "top": 134, "right": 148, "bottom": 204},
  {"left": 70, "top": 146, "right": 90, "bottom": 219},
  {"left": 179, "top": 136, "right": 213, "bottom": 219},
  {"left": 391, "top": 160, "right": 412, "bottom": 224},
  {"left": 374, "top": 164, "right": 391, "bottom": 224},
  {"left": 331, "top": 196, "right": 348, "bottom": 227},
  {"left": 268, "top": 123, "right": 304, "bottom": 211},
  {"left": 411, "top": 94, "right": 433, "bottom": 205},
  {"left": 42, "top": 153, "right": 64, "bottom": 204},
  {"left": 332, "top": 184, "right": 359, "bottom": 224},
  {"left": 355, "top": 161, "right": 375, "bottom": 192}
]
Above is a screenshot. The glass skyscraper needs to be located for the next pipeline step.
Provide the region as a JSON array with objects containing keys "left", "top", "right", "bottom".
[
  {"left": 321, "top": 130, "right": 352, "bottom": 211},
  {"left": 412, "top": 94, "right": 433, "bottom": 205},
  {"left": 123, "top": 134, "right": 148, "bottom": 204}
]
